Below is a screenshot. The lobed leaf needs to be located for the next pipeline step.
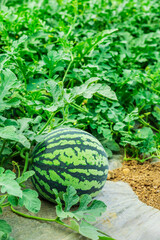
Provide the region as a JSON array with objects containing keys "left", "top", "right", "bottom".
[
  {"left": 16, "top": 171, "right": 35, "bottom": 184},
  {"left": 0, "top": 169, "right": 22, "bottom": 198},
  {"left": 18, "top": 189, "right": 41, "bottom": 213}
]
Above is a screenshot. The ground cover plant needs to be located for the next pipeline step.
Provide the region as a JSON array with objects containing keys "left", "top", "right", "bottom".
[{"left": 0, "top": 0, "right": 160, "bottom": 239}]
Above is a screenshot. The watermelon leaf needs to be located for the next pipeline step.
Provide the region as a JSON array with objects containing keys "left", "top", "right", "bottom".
[
  {"left": 63, "top": 186, "right": 79, "bottom": 211},
  {"left": 73, "top": 196, "right": 107, "bottom": 222},
  {"left": 79, "top": 220, "right": 114, "bottom": 240},
  {"left": 79, "top": 220, "right": 99, "bottom": 240},
  {"left": 53, "top": 188, "right": 75, "bottom": 219},
  {"left": 69, "top": 219, "right": 80, "bottom": 233},
  {"left": 0, "top": 126, "right": 30, "bottom": 148},
  {"left": 0, "top": 168, "right": 22, "bottom": 198},
  {"left": 8, "top": 196, "right": 19, "bottom": 207},
  {"left": 16, "top": 171, "right": 35, "bottom": 184},
  {"left": 18, "top": 189, "right": 41, "bottom": 213},
  {"left": 0, "top": 220, "right": 12, "bottom": 234},
  {"left": 52, "top": 186, "right": 114, "bottom": 240}
]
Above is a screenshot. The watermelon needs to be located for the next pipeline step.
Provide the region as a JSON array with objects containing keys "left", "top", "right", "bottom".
[{"left": 31, "top": 127, "right": 108, "bottom": 202}]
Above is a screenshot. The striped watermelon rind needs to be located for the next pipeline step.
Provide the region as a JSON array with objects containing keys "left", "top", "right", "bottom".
[{"left": 31, "top": 128, "right": 108, "bottom": 202}]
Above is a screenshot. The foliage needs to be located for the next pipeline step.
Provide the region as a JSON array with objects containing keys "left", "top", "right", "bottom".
[
  {"left": 0, "top": 167, "right": 40, "bottom": 240},
  {"left": 0, "top": 168, "right": 112, "bottom": 240},
  {"left": 11, "top": 185, "right": 115, "bottom": 240},
  {"left": 0, "top": 0, "right": 159, "bottom": 165},
  {"left": 0, "top": 0, "right": 159, "bottom": 238}
]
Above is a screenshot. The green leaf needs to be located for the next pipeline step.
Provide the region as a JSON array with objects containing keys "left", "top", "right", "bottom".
[
  {"left": 47, "top": 80, "right": 62, "bottom": 103},
  {"left": 0, "top": 69, "right": 18, "bottom": 100},
  {"left": 136, "top": 127, "right": 154, "bottom": 139},
  {"left": 0, "top": 220, "right": 12, "bottom": 234},
  {"left": 18, "top": 189, "right": 41, "bottom": 213},
  {"left": 0, "top": 169, "right": 22, "bottom": 197},
  {"left": 83, "top": 84, "right": 101, "bottom": 99},
  {"left": 0, "top": 69, "right": 20, "bottom": 112},
  {"left": 69, "top": 219, "right": 80, "bottom": 233},
  {"left": 73, "top": 29, "right": 117, "bottom": 59},
  {"left": 4, "top": 119, "right": 18, "bottom": 127},
  {"left": 70, "top": 77, "right": 99, "bottom": 100},
  {"left": 17, "top": 118, "right": 33, "bottom": 133},
  {"left": 16, "top": 171, "right": 35, "bottom": 184},
  {"left": 0, "top": 126, "right": 18, "bottom": 140},
  {"left": 87, "top": 200, "right": 107, "bottom": 218},
  {"left": 96, "top": 84, "right": 117, "bottom": 101},
  {"left": 63, "top": 186, "right": 79, "bottom": 212},
  {"left": 105, "top": 140, "right": 120, "bottom": 152},
  {"left": 0, "top": 126, "right": 30, "bottom": 148},
  {"left": 104, "top": 148, "right": 112, "bottom": 158},
  {"left": 124, "top": 108, "right": 139, "bottom": 123},
  {"left": 0, "top": 196, "right": 7, "bottom": 205},
  {"left": 0, "top": 168, "right": 4, "bottom": 175},
  {"left": 0, "top": 207, "right": 2, "bottom": 215},
  {"left": 73, "top": 196, "right": 107, "bottom": 222},
  {"left": 12, "top": 35, "right": 28, "bottom": 49},
  {"left": 79, "top": 220, "right": 100, "bottom": 240},
  {"left": 7, "top": 196, "right": 18, "bottom": 207},
  {"left": 152, "top": 106, "right": 160, "bottom": 121},
  {"left": 113, "top": 122, "right": 126, "bottom": 131},
  {"left": 79, "top": 220, "right": 115, "bottom": 240},
  {"left": 73, "top": 194, "right": 94, "bottom": 222},
  {"left": 53, "top": 188, "right": 76, "bottom": 219}
]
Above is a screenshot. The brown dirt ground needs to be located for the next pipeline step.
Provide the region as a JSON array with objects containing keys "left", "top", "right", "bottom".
[{"left": 107, "top": 160, "right": 160, "bottom": 210}]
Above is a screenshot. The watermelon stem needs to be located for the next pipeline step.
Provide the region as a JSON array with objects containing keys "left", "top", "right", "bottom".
[
  {"left": 22, "top": 152, "right": 29, "bottom": 175},
  {"left": 12, "top": 161, "right": 21, "bottom": 178},
  {"left": 10, "top": 207, "right": 114, "bottom": 239},
  {"left": 70, "top": 102, "right": 89, "bottom": 113},
  {"left": 38, "top": 109, "right": 60, "bottom": 135},
  {"left": 97, "top": 229, "right": 114, "bottom": 239},
  {"left": 10, "top": 205, "right": 71, "bottom": 228},
  {"left": 62, "top": 54, "right": 74, "bottom": 85},
  {"left": 138, "top": 118, "right": 159, "bottom": 133},
  {"left": 0, "top": 140, "right": 7, "bottom": 161}
]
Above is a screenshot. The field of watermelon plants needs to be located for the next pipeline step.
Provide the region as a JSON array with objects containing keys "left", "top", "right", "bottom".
[{"left": 0, "top": 0, "right": 160, "bottom": 239}]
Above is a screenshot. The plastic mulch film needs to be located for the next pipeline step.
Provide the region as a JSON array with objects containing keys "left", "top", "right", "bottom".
[{"left": 95, "top": 181, "right": 160, "bottom": 240}]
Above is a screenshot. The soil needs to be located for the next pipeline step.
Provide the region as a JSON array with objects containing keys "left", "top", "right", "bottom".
[{"left": 107, "top": 160, "right": 160, "bottom": 210}]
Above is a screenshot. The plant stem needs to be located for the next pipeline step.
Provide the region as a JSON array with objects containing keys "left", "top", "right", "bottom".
[
  {"left": 12, "top": 161, "right": 21, "bottom": 178},
  {"left": 62, "top": 54, "right": 74, "bottom": 85},
  {"left": 10, "top": 206, "right": 72, "bottom": 229},
  {"left": 123, "top": 154, "right": 160, "bottom": 162},
  {"left": 14, "top": 57, "right": 27, "bottom": 89},
  {"left": 0, "top": 157, "right": 6, "bottom": 167},
  {"left": 138, "top": 118, "right": 159, "bottom": 132},
  {"left": 148, "top": 86, "right": 160, "bottom": 94},
  {"left": 70, "top": 102, "right": 89, "bottom": 113},
  {"left": 0, "top": 195, "right": 8, "bottom": 204},
  {"left": 2, "top": 202, "right": 10, "bottom": 208},
  {"left": 22, "top": 152, "right": 29, "bottom": 175},
  {"left": 52, "top": 119, "right": 65, "bottom": 130},
  {"left": 10, "top": 205, "right": 57, "bottom": 221},
  {"left": 94, "top": 93, "right": 114, "bottom": 103},
  {"left": 9, "top": 151, "right": 19, "bottom": 158},
  {"left": 38, "top": 109, "right": 60, "bottom": 135},
  {"left": 0, "top": 140, "right": 7, "bottom": 162},
  {"left": 97, "top": 229, "right": 114, "bottom": 239}
]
